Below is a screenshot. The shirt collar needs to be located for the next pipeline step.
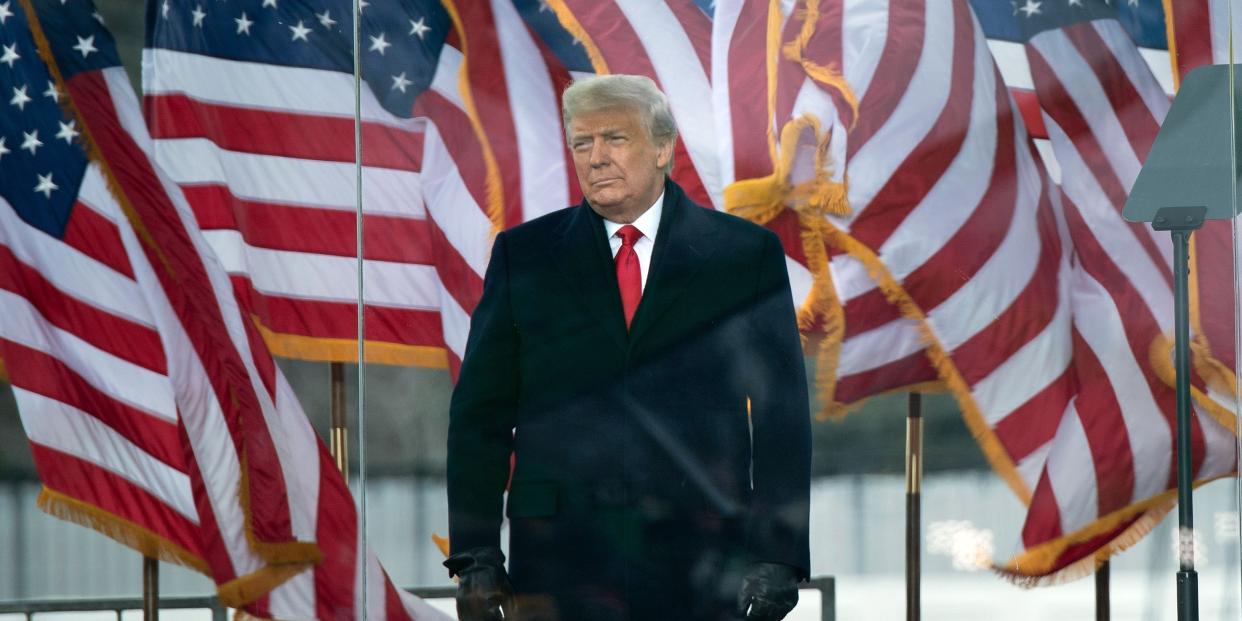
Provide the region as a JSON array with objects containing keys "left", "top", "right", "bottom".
[{"left": 603, "top": 191, "right": 664, "bottom": 243}]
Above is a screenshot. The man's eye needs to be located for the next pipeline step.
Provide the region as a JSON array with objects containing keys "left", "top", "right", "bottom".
[
  {"left": 609, "top": 136, "right": 627, "bottom": 144},
  {"left": 572, "top": 141, "right": 591, "bottom": 151}
]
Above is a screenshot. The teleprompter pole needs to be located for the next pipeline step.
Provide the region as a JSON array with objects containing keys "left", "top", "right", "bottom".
[{"left": 1153, "top": 206, "right": 1205, "bottom": 621}]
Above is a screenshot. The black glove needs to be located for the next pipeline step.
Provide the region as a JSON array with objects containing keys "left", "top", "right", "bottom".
[
  {"left": 735, "top": 562, "right": 799, "bottom": 621},
  {"left": 444, "top": 546, "right": 514, "bottom": 621}
]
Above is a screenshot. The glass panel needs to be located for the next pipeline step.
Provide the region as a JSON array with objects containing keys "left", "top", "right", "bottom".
[{"left": 357, "top": 0, "right": 457, "bottom": 611}]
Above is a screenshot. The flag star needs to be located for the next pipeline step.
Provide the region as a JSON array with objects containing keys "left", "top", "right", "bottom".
[
  {"left": 235, "top": 12, "right": 253, "bottom": 34},
  {"left": 0, "top": 2, "right": 12, "bottom": 25},
  {"left": 317, "top": 9, "right": 335, "bottom": 28},
  {"left": 358, "top": 0, "right": 368, "bottom": 12},
  {"left": 409, "top": 17, "right": 430, "bottom": 39},
  {"left": 1127, "top": 0, "right": 1138, "bottom": 5},
  {"left": 191, "top": 5, "right": 206, "bottom": 27},
  {"left": 289, "top": 20, "right": 310, "bottom": 41},
  {"left": 93, "top": 11, "right": 105, "bottom": 24},
  {"left": 0, "top": 43, "right": 18, "bottom": 68},
  {"left": 262, "top": 0, "right": 277, "bottom": 8},
  {"left": 1068, "top": 0, "right": 1083, "bottom": 5},
  {"left": 391, "top": 71, "right": 412, "bottom": 93},
  {"left": 10, "top": 85, "right": 30, "bottom": 110},
  {"left": 56, "top": 120, "right": 79, "bottom": 144},
  {"left": 1019, "top": 0, "right": 1042, "bottom": 16},
  {"left": 73, "top": 35, "right": 97, "bottom": 58},
  {"left": 21, "top": 129, "right": 41, "bottom": 154},
  {"left": 538, "top": 0, "right": 549, "bottom": 11},
  {"left": 369, "top": 33, "right": 391, "bottom": 54},
  {"left": 44, "top": 81, "right": 61, "bottom": 102},
  {"left": 161, "top": 0, "right": 170, "bottom": 18},
  {"left": 0, "top": 137, "right": 9, "bottom": 161},
  {"left": 34, "top": 173, "right": 58, "bottom": 199}
]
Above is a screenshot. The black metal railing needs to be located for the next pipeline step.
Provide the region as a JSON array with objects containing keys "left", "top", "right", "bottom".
[{"left": 0, "top": 578, "right": 834, "bottom": 620}]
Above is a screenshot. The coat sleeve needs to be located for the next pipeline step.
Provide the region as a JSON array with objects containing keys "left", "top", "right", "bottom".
[
  {"left": 446, "top": 231, "right": 519, "bottom": 554},
  {"left": 744, "top": 231, "right": 812, "bottom": 577}
]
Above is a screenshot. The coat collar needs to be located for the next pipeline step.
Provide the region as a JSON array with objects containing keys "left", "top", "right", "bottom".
[{"left": 551, "top": 179, "right": 719, "bottom": 350}]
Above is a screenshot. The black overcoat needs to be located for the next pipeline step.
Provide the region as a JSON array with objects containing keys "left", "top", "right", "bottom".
[{"left": 446, "top": 179, "right": 811, "bottom": 620}]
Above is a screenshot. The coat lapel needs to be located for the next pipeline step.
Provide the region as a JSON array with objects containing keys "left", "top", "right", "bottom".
[
  {"left": 627, "top": 182, "right": 719, "bottom": 347},
  {"left": 552, "top": 201, "right": 629, "bottom": 351}
]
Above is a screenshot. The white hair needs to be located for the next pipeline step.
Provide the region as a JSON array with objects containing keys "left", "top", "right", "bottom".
[{"left": 562, "top": 74, "right": 677, "bottom": 174}]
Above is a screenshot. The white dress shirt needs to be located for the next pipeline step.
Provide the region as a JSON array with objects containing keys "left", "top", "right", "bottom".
[{"left": 603, "top": 192, "right": 663, "bottom": 293}]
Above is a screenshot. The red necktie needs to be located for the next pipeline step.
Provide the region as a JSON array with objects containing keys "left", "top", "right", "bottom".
[{"left": 615, "top": 224, "right": 643, "bottom": 329}]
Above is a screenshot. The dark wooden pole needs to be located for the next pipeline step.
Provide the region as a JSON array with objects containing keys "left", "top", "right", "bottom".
[
  {"left": 906, "top": 393, "right": 922, "bottom": 621},
  {"left": 1095, "top": 560, "right": 1110, "bottom": 621},
  {"left": 143, "top": 556, "right": 158, "bottom": 621}
]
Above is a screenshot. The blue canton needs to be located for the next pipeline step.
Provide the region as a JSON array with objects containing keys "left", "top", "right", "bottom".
[{"left": 0, "top": 0, "right": 115, "bottom": 239}]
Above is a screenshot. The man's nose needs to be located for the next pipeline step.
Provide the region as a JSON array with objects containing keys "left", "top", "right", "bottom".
[{"left": 589, "top": 141, "right": 610, "bottom": 167}]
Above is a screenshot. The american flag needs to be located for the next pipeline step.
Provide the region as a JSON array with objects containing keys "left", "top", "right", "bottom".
[
  {"left": 144, "top": 0, "right": 572, "bottom": 375},
  {"left": 993, "top": 0, "right": 1238, "bottom": 581},
  {"left": 1, "top": 0, "right": 449, "bottom": 617},
  {"left": 551, "top": 0, "right": 1074, "bottom": 523},
  {"left": 538, "top": 0, "right": 1240, "bottom": 583}
]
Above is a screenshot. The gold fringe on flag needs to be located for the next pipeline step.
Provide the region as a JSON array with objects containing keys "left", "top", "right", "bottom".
[
  {"left": 997, "top": 473, "right": 1229, "bottom": 584},
  {"left": 252, "top": 315, "right": 450, "bottom": 368},
  {"left": 1148, "top": 333, "right": 1239, "bottom": 433},
  {"left": 781, "top": 0, "right": 859, "bottom": 128},
  {"left": 38, "top": 487, "right": 211, "bottom": 573}
]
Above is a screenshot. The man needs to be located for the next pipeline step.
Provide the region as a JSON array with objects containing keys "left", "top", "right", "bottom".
[{"left": 444, "top": 74, "right": 811, "bottom": 621}]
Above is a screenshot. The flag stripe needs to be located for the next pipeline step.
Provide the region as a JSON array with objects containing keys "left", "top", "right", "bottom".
[
  {"left": 30, "top": 443, "right": 204, "bottom": 555},
  {"left": 144, "top": 94, "right": 425, "bottom": 171},
  {"left": 183, "top": 185, "right": 434, "bottom": 264},
  {"left": 1061, "top": 21, "right": 1160, "bottom": 167},
  {"left": 202, "top": 229, "right": 443, "bottom": 309},
  {"left": 142, "top": 48, "right": 417, "bottom": 129},
  {"left": 151, "top": 138, "right": 425, "bottom": 219},
  {"left": 845, "top": 0, "right": 925, "bottom": 159},
  {"left": 1026, "top": 46, "right": 1173, "bottom": 291},
  {"left": 61, "top": 199, "right": 134, "bottom": 279},
  {"left": 991, "top": 365, "right": 1074, "bottom": 465},
  {"left": 849, "top": 0, "right": 975, "bottom": 248},
  {"left": 1068, "top": 329, "right": 1135, "bottom": 517},
  {"left": 0, "top": 245, "right": 166, "bottom": 372},
  {"left": 0, "top": 288, "right": 177, "bottom": 420},
  {"left": 18, "top": 388, "right": 195, "bottom": 520},
  {"left": 4, "top": 341, "right": 184, "bottom": 471},
  {"left": 230, "top": 275, "right": 446, "bottom": 347}
]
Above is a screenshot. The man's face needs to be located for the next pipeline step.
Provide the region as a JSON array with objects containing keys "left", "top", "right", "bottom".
[{"left": 568, "top": 107, "right": 673, "bottom": 223}]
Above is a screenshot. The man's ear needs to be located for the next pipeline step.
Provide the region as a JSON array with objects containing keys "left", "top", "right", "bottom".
[{"left": 655, "top": 138, "right": 674, "bottom": 170}]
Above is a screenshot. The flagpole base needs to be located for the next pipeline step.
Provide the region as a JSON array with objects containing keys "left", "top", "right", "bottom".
[{"left": 1177, "top": 569, "right": 1198, "bottom": 621}]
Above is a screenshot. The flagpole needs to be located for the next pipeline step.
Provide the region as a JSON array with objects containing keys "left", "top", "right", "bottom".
[
  {"left": 331, "top": 362, "right": 348, "bottom": 478},
  {"left": 1095, "top": 560, "right": 1110, "bottom": 621},
  {"left": 905, "top": 392, "right": 922, "bottom": 621},
  {"left": 143, "top": 556, "right": 158, "bottom": 621}
]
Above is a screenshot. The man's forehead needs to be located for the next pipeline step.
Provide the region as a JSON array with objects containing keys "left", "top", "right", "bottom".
[{"left": 568, "top": 107, "right": 643, "bottom": 133}]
